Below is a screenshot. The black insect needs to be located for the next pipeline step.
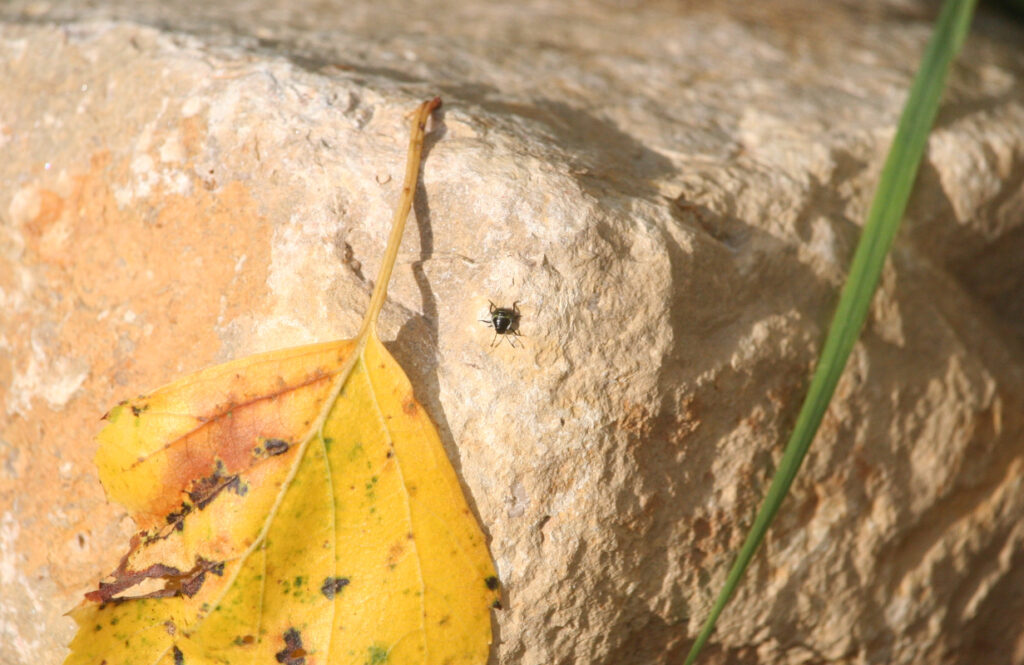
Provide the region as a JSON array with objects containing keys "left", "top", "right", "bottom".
[{"left": 481, "top": 301, "right": 521, "bottom": 347}]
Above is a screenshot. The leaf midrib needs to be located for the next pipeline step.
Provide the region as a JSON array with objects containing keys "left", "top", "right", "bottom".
[
  {"left": 190, "top": 335, "right": 365, "bottom": 649},
  {"left": 185, "top": 331, "right": 432, "bottom": 665}
]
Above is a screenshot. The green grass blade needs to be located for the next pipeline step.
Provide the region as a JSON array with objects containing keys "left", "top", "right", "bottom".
[{"left": 682, "top": 1, "right": 977, "bottom": 663}]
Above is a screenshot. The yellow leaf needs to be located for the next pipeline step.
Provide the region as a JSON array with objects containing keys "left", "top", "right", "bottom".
[{"left": 66, "top": 98, "right": 500, "bottom": 665}]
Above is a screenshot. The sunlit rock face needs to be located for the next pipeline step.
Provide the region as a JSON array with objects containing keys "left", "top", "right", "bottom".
[{"left": 2, "top": 2, "right": 1023, "bottom": 664}]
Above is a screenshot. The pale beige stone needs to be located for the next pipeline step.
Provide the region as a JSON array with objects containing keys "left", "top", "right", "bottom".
[{"left": 1, "top": 2, "right": 1023, "bottom": 665}]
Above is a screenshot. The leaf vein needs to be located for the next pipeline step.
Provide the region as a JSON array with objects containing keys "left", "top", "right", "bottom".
[{"left": 362, "top": 352, "right": 430, "bottom": 665}]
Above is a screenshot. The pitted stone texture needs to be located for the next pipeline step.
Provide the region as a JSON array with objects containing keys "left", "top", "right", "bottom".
[{"left": 1, "top": 3, "right": 1023, "bottom": 665}]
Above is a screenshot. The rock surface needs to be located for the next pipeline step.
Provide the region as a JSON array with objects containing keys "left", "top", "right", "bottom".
[{"left": 2, "top": 2, "right": 1023, "bottom": 664}]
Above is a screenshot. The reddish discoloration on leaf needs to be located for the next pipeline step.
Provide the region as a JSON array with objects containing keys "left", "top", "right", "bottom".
[
  {"left": 97, "top": 344, "right": 356, "bottom": 529},
  {"left": 386, "top": 540, "right": 406, "bottom": 567}
]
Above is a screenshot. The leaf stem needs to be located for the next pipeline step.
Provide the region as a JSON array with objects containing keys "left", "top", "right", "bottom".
[
  {"left": 360, "top": 97, "right": 442, "bottom": 338},
  {"left": 203, "top": 98, "right": 443, "bottom": 620}
]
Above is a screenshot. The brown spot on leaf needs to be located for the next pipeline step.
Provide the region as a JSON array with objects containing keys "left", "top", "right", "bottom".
[
  {"left": 402, "top": 396, "right": 417, "bottom": 415},
  {"left": 263, "top": 438, "right": 291, "bottom": 456},
  {"left": 85, "top": 556, "right": 225, "bottom": 603},
  {"left": 386, "top": 541, "right": 405, "bottom": 567},
  {"left": 85, "top": 562, "right": 181, "bottom": 603},
  {"left": 275, "top": 628, "right": 306, "bottom": 665},
  {"left": 320, "top": 576, "right": 350, "bottom": 599},
  {"left": 485, "top": 575, "right": 499, "bottom": 591},
  {"left": 164, "top": 503, "right": 193, "bottom": 532},
  {"left": 159, "top": 557, "right": 225, "bottom": 599},
  {"left": 186, "top": 464, "right": 242, "bottom": 510},
  {"left": 173, "top": 645, "right": 184, "bottom": 665}
]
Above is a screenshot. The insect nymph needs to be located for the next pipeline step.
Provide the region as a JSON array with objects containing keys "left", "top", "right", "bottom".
[{"left": 481, "top": 301, "right": 521, "bottom": 347}]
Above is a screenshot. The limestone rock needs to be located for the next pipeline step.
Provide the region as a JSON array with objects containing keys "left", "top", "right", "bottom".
[{"left": 1, "top": 2, "right": 1023, "bottom": 664}]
